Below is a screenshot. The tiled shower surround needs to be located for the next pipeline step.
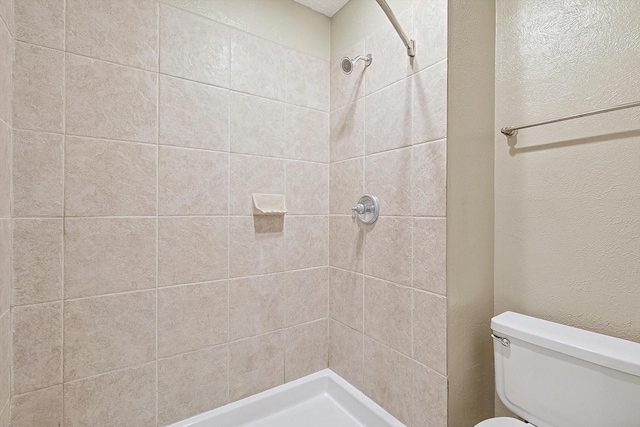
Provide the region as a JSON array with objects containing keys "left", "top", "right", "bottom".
[
  {"left": 2, "top": 0, "right": 447, "bottom": 426},
  {"left": 7, "top": 1, "right": 329, "bottom": 426},
  {"left": 328, "top": 3, "right": 447, "bottom": 426}
]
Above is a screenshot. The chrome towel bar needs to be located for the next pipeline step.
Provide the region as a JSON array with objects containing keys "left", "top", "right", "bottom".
[{"left": 501, "top": 100, "right": 640, "bottom": 138}]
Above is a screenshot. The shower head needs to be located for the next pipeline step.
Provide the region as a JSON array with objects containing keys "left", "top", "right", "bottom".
[{"left": 340, "top": 54, "right": 372, "bottom": 75}]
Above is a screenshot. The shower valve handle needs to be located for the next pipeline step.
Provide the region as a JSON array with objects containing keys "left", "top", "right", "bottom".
[{"left": 351, "top": 203, "right": 366, "bottom": 222}]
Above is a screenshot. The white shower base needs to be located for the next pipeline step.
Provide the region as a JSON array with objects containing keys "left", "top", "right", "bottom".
[{"left": 168, "top": 369, "right": 405, "bottom": 427}]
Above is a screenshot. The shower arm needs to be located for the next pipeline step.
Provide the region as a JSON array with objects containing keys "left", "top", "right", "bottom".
[{"left": 375, "top": 0, "right": 416, "bottom": 57}]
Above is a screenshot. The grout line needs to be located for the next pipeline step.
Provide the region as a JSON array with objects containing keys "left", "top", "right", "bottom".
[
  {"left": 6, "top": 5, "right": 14, "bottom": 421},
  {"left": 61, "top": 0, "right": 67, "bottom": 421},
  {"left": 158, "top": 1, "right": 328, "bottom": 63},
  {"left": 8, "top": 382, "right": 65, "bottom": 400},
  {"left": 12, "top": 37, "right": 328, "bottom": 116},
  {"left": 14, "top": 214, "right": 338, "bottom": 220},
  {"left": 58, "top": 361, "right": 156, "bottom": 390},
  {"left": 0, "top": 399, "right": 8, "bottom": 422},
  {"left": 327, "top": 265, "right": 446, "bottom": 298},
  {"left": 155, "top": 2, "right": 160, "bottom": 425},
  {"left": 0, "top": 7, "right": 10, "bottom": 34},
  {"left": 361, "top": 63, "right": 367, "bottom": 388},
  {"left": 12, "top": 266, "right": 333, "bottom": 309},
  {"left": 328, "top": 214, "right": 445, "bottom": 219},
  {"left": 282, "top": 54, "right": 288, "bottom": 386},
  {"left": 226, "top": 34, "right": 232, "bottom": 399},
  {"left": 60, "top": 130, "right": 331, "bottom": 165},
  {"left": 328, "top": 137, "right": 446, "bottom": 167}
]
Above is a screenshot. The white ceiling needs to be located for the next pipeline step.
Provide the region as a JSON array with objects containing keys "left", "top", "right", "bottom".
[{"left": 294, "top": 0, "right": 349, "bottom": 17}]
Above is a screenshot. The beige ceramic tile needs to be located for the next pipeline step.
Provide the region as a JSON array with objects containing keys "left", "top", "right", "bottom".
[
  {"left": 329, "top": 268, "right": 363, "bottom": 331},
  {"left": 364, "top": 217, "right": 412, "bottom": 286},
  {"left": 329, "top": 216, "right": 365, "bottom": 273},
  {"left": 365, "top": 78, "right": 412, "bottom": 154},
  {"left": 0, "top": 312, "right": 9, "bottom": 409},
  {"left": 0, "top": 220, "right": 10, "bottom": 316},
  {"left": 363, "top": 337, "right": 413, "bottom": 425},
  {"left": 229, "top": 331, "right": 284, "bottom": 402},
  {"left": 284, "top": 267, "right": 328, "bottom": 327},
  {"left": 160, "top": 5, "right": 229, "bottom": 86},
  {"left": 158, "top": 281, "right": 228, "bottom": 358},
  {"left": 65, "top": 137, "right": 157, "bottom": 216},
  {"left": 412, "top": 362, "right": 448, "bottom": 427},
  {"left": 12, "top": 302, "right": 62, "bottom": 395},
  {"left": 229, "top": 154, "right": 285, "bottom": 215},
  {"left": 330, "top": 99, "right": 365, "bottom": 162},
  {"left": 230, "top": 92, "right": 285, "bottom": 157},
  {"left": 64, "top": 291, "right": 156, "bottom": 381},
  {"left": 0, "top": 22, "right": 11, "bottom": 124},
  {"left": 364, "top": 277, "right": 412, "bottom": 356},
  {"left": 413, "top": 60, "right": 447, "bottom": 144},
  {"left": 158, "top": 217, "right": 228, "bottom": 286},
  {"left": 284, "top": 320, "right": 328, "bottom": 382},
  {"left": 413, "top": 0, "right": 448, "bottom": 73},
  {"left": 0, "top": 400, "right": 8, "bottom": 427},
  {"left": 12, "top": 129, "right": 63, "bottom": 217},
  {"left": 159, "top": 75, "right": 230, "bottom": 151},
  {"left": 66, "top": 54, "right": 158, "bottom": 143},
  {"left": 286, "top": 50, "right": 329, "bottom": 112},
  {"left": 364, "top": 7, "right": 413, "bottom": 95},
  {"left": 10, "top": 385, "right": 62, "bottom": 427},
  {"left": 0, "top": 0, "right": 14, "bottom": 37},
  {"left": 330, "top": 158, "right": 363, "bottom": 215},
  {"left": 14, "top": 0, "right": 63, "bottom": 49},
  {"left": 12, "top": 42, "right": 64, "bottom": 133},
  {"left": 158, "top": 345, "right": 228, "bottom": 426},
  {"left": 285, "top": 105, "right": 329, "bottom": 163},
  {"left": 64, "top": 363, "right": 156, "bottom": 427},
  {"left": 285, "top": 216, "right": 329, "bottom": 270},
  {"left": 229, "top": 216, "right": 285, "bottom": 278},
  {"left": 330, "top": 41, "right": 366, "bottom": 112},
  {"left": 412, "top": 139, "right": 447, "bottom": 217},
  {"left": 159, "top": 146, "right": 229, "bottom": 216},
  {"left": 328, "top": 319, "right": 363, "bottom": 390},
  {"left": 66, "top": 0, "right": 158, "bottom": 70},
  {"left": 231, "top": 30, "right": 286, "bottom": 101},
  {"left": 413, "top": 218, "right": 446, "bottom": 295},
  {"left": 413, "top": 290, "right": 447, "bottom": 375},
  {"left": 229, "top": 274, "right": 286, "bottom": 340},
  {"left": 0, "top": 122, "right": 9, "bottom": 218},
  {"left": 64, "top": 218, "right": 156, "bottom": 299},
  {"left": 12, "top": 219, "right": 62, "bottom": 305},
  {"left": 286, "top": 161, "right": 328, "bottom": 214},
  {"left": 365, "top": 148, "right": 412, "bottom": 216}
]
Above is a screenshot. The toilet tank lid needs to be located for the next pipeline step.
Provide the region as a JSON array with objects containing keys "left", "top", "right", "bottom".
[{"left": 492, "top": 312, "right": 640, "bottom": 377}]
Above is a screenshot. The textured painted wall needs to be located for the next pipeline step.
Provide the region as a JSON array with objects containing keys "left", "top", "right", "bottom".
[
  {"left": 8, "top": 1, "right": 329, "bottom": 426},
  {"left": 0, "top": 0, "right": 12, "bottom": 424},
  {"left": 495, "top": 0, "right": 640, "bottom": 350},
  {"left": 446, "top": 0, "right": 495, "bottom": 425}
]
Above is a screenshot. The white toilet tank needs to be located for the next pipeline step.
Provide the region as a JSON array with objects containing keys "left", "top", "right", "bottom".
[{"left": 491, "top": 312, "right": 640, "bottom": 427}]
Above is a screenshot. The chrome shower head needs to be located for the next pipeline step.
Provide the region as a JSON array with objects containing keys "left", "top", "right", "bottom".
[{"left": 340, "top": 54, "right": 372, "bottom": 75}]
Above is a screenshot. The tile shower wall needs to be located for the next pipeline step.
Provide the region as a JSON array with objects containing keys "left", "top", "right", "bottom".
[
  {"left": 328, "top": 2, "right": 448, "bottom": 426},
  {"left": 8, "top": 1, "right": 329, "bottom": 426},
  {"left": 0, "top": 0, "right": 12, "bottom": 424}
]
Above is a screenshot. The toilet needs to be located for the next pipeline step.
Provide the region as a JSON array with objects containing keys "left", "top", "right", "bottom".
[{"left": 475, "top": 311, "right": 640, "bottom": 427}]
